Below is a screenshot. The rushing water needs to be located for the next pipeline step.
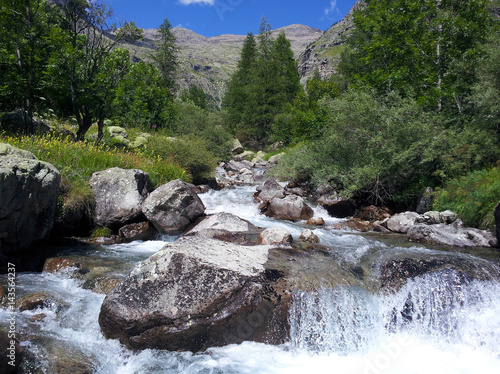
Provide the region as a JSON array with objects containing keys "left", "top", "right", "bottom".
[{"left": 1, "top": 185, "right": 500, "bottom": 373}]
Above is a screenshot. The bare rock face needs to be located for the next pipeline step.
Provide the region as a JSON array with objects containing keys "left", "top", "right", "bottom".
[
  {"left": 265, "top": 195, "right": 314, "bottom": 222},
  {"left": 98, "top": 236, "right": 278, "bottom": 352},
  {"left": 142, "top": 179, "right": 205, "bottom": 235},
  {"left": 0, "top": 144, "right": 61, "bottom": 254},
  {"left": 89, "top": 168, "right": 152, "bottom": 229}
]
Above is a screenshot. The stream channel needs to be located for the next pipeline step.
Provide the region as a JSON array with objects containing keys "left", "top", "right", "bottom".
[{"left": 1, "top": 181, "right": 500, "bottom": 373}]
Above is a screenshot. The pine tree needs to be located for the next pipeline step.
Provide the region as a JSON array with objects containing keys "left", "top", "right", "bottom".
[{"left": 151, "top": 17, "right": 178, "bottom": 94}]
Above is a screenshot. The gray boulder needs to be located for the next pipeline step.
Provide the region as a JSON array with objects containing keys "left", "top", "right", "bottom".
[
  {"left": 386, "top": 212, "right": 420, "bottom": 233},
  {"left": 407, "top": 223, "right": 494, "bottom": 247},
  {"left": 225, "top": 160, "right": 254, "bottom": 173},
  {"left": 0, "top": 109, "right": 50, "bottom": 134},
  {"left": 314, "top": 184, "right": 355, "bottom": 218},
  {"left": 258, "top": 227, "right": 293, "bottom": 245},
  {"left": 99, "top": 236, "right": 275, "bottom": 351},
  {"left": 231, "top": 138, "right": 243, "bottom": 155},
  {"left": 186, "top": 212, "right": 262, "bottom": 243},
  {"left": 0, "top": 146, "right": 61, "bottom": 254},
  {"left": 89, "top": 168, "right": 152, "bottom": 229},
  {"left": 415, "top": 187, "right": 434, "bottom": 214},
  {"left": 255, "top": 179, "right": 286, "bottom": 204},
  {"left": 142, "top": 179, "right": 205, "bottom": 235},
  {"left": 265, "top": 195, "right": 314, "bottom": 222},
  {"left": 299, "top": 229, "right": 320, "bottom": 244}
]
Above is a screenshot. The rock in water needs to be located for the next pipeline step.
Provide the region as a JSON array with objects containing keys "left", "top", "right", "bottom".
[
  {"left": 98, "top": 236, "right": 276, "bottom": 351},
  {"left": 265, "top": 195, "right": 314, "bottom": 222},
  {"left": 258, "top": 227, "right": 293, "bottom": 245},
  {"left": 89, "top": 168, "right": 152, "bottom": 229},
  {"left": 0, "top": 144, "right": 60, "bottom": 254},
  {"left": 142, "top": 179, "right": 205, "bottom": 235}
]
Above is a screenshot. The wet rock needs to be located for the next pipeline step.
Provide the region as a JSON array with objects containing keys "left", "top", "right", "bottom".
[
  {"left": 142, "top": 179, "right": 205, "bottom": 235},
  {"left": 314, "top": 185, "right": 355, "bottom": 218},
  {"left": 407, "top": 224, "right": 494, "bottom": 247},
  {"left": 118, "top": 222, "right": 157, "bottom": 242},
  {"left": 332, "top": 219, "right": 373, "bottom": 232},
  {"left": 265, "top": 195, "right": 314, "bottom": 222},
  {"left": 92, "top": 278, "right": 122, "bottom": 295},
  {"left": 415, "top": 187, "right": 434, "bottom": 214},
  {"left": 231, "top": 139, "right": 243, "bottom": 155},
  {"left": 258, "top": 227, "right": 293, "bottom": 245},
  {"left": 386, "top": 212, "right": 420, "bottom": 233},
  {"left": 285, "top": 187, "right": 307, "bottom": 197},
  {"left": 89, "top": 168, "right": 152, "bottom": 229},
  {"left": 225, "top": 160, "right": 254, "bottom": 173},
  {"left": 193, "top": 185, "right": 211, "bottom": 194},
  {"left": 299, "top": 229, "right": 320, "bottom": 244},
  {"left": 0, "top": 329, "right": 23, "bottom": 374},
  {"left": 354, "top": 205, "right": 391, "bottom": 222},
  {"left": 16, "top": 292, "right": 60, "bottom": 312},
  {"left": 373, "top": 219, "right": 391, "bottom": 233},
  {"left": 0, "top": 145, "right": 61, "bottom": 254},
  {"left": 255, "top": 179, "right": 285, "bottom": 204},
  {"left": 42, "top": 258, "right": 81, "bottom": 274},
  {"left": 379, "top": 256, "right": 498, "bottom": 290},
  {"left": 48, "top": 347, "right": 95, "bottom": 374},
  {"left": 186, "top": 212, "right": 260, "bottom": 242},
  {"left": 306, "top": 217, "right": 325, "bottom": 226},
  {"left": 0, "top": 285, "right": 6, "bottom": 306},
  {"left": 99, "top": 236, "right": 278, "bottom": 351}
]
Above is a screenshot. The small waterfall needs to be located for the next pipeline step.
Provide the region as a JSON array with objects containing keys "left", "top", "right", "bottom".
[{"left": 289, "top": 269, "right": 500, "bottom": 358}]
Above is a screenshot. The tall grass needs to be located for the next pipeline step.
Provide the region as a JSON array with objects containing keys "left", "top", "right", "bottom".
[
  {"left": 0, "top": 133, "right": 189, "bottom": 187},
  {"left": 433, "top": 164, "right": 500, "bottom": 230}
]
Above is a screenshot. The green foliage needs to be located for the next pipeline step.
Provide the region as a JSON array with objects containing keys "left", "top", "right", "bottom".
[
  {"left": 91, "top": 226, "right": 113, "bottom": 238},
  {"left": 0, "top": 132, "right": 188, "bottom": 188},
  {"left": 180, "top": 85, "right": 207, "bottom": 110},
  {"left": 434, "top": 165, "right": 500, "bottom": 229},
  {"left": 223, "top": 20, "right": 301, "bottom": 145},
  {"left": 340, "top": 0, "right": 492, "bottom": 113},
  {"left": 113, "top": 62, "right": 175, "bottom": 130},
  {"left": 272, "top": 88, "right": 500, "bottom": 205},
  {"left": 150, "top": 17, "right": 178, "bottom": 93},
  {"left": 145, "top": 134, "right": 217, "bottom": 184}
]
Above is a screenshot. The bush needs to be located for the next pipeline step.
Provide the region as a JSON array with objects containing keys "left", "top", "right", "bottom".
[
  {"left": 146, "top": 135, "right": 217, "bottom": 184},
  {"left": 433, "top": 165, "right": 500, "bottom": 230}
]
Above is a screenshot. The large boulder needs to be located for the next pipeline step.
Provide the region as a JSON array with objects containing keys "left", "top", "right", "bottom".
[
  {"left": 186, "top": 212, "right": 260, "bottom": 243},
  {"left": 265, "top": 195, "right": 314, "bottom": 222},
  {"left": 0, "top": 145, "right": 61, "bottom": 254},
  {"left": 407, "top": 223, "right": 494, "bottom": 248},
  {"left": 255, "top": 179, "right": 285, "bottom": 204},
  {"left": 386, "top": 212, "right": 420, "bottom": 233},
  {"left": 99, "top": 236, "right": 277, "bottom": 351},
  {"left": 89, "top": 168, "right": 152, "bottom": 229},
  {"left": 415, "top": 187, "right": 434, "bottom": 214},
  {"left": 231, "top": 138, "right": 244, "bottom": 155},
  {"left": 0, "top": 109, "right": 50, "bottom": 134},
  {"left": 314, "top": 184, "right": 355, "bottom": 218},
  {"left": 142, "top": 179, "right": 205, "bottom": 235},
  {"left": 258, "top": 227, "right": 293, "bottom": 245}
]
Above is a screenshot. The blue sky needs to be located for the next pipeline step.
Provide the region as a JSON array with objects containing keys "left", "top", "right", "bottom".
[{"left": 107, "top": 0, "right": 358, "bottom": 37}]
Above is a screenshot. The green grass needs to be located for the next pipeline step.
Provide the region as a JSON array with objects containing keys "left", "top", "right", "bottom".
[
  {"left": 321, "top": 44, "right": 346, "bottom": 58},
  {"left": 433, "top": 164, "right": 500, "bottom": 230}
]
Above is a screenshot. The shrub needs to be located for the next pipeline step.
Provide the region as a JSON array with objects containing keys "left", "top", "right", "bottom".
[
  {"left": 146, "top": 135, "right": 217, "bottom": 184},
  {"left": 433, "top": 165, "right": 500, "bottom": 230}
]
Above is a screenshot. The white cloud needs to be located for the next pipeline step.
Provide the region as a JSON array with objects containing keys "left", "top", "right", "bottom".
[
  {"left": 324, "top": 0, "right": 338, "bottom": 16},
  {"left": 178, "top": 0, "right": 215, "bottom": 5}
]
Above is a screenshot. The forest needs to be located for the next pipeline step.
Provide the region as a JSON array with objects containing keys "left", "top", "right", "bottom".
[{"left": 1, "top": 0, "right": 499, "bottom": 230}]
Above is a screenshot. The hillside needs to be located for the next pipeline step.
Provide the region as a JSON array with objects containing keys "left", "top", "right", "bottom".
[{"left": 121, "top": 24, "right": 323, "bottom": 106}]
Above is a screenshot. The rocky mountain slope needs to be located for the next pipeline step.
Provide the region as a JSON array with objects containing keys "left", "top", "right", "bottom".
[
  {"left": 297, "top": 1, "right": 362, "bottom": 84},
  {"left": 121, "top": 24, "right": 322, "bottom": 106}
]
